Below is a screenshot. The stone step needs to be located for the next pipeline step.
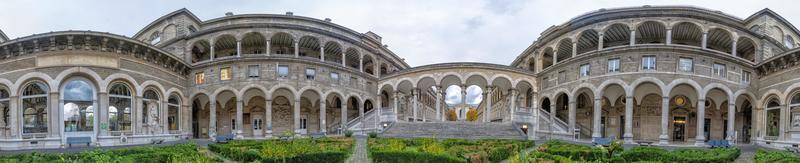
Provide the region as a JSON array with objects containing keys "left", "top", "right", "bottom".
[{"left": 381, "top": 122, "right": 527, "bottom": 140}]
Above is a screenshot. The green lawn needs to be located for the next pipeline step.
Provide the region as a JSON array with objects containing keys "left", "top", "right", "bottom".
[
  {"left": 209, "top": 137, "right": 354, "bottom": 163},
  {"left": 368, "top": 138, "right": 534, "bottom": 163}
]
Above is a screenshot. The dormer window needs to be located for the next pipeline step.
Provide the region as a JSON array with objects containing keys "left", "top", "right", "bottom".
[
  {"left": 150, "top": 31, "right": 161, "bottom": 44},
  {"left": 785, "top": 35, "right": 795, "bottom": 48}
]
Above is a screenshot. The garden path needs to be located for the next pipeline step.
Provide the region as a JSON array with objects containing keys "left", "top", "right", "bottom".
[
  {"left": 347, "top": 136, "right": 370, "bottom": 163},
  {"left": 733, "top": 144, "right": 756, "bottom": 163}
]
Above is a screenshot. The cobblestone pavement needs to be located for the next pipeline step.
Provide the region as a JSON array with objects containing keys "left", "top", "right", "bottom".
[{"left": 347, "top": 136, "right": 370, "bottom": 163}]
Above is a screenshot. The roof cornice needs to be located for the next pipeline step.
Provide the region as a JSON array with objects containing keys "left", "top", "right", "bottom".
[{"left": 133, "top": 8, "right": 202, "bottom": 38}]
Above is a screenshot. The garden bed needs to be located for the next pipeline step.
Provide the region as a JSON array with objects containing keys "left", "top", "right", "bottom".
[
  {"left": 208, "top": 137, "right": 354, "bottom": 163},
  {"left": 368, "top": 138, "right": 534, "bottom": 163},
  {"left": 0, "top": 143, "right": 216, "bottom": 162},
  {"left": 518, "top": 140, "right": 740, "bottom": 162},
  {"left": 754, "top": 149, "right": 800, "bottom": 162}
]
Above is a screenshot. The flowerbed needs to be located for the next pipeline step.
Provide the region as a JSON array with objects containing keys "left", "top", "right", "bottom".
[
  {"left": 208, "top": 137, "right": 354, "bottom": 163},
  {"left": 368, "top": 138, "right": 534, "bottom": 163},
  {"left": 517, "top": 140, "right": 740, "bottom": 162},
  {"left": 0, "top": 143, "right": 215, "bottom": 162},
  {"left": 754, "top": 149, "right": 800, "bottom": 162}
]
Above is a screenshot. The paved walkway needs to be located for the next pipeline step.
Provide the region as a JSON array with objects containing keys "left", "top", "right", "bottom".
[
  {"left": 347, "top": 136, "right": 370, "bottom": 163},
  {"left": 734, "top": 144, "right": 757, "bottom": 163}
]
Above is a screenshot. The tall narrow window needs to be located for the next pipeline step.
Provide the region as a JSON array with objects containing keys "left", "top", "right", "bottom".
[
  {"left": 278, "top": 65, "right": 289, "bottom": 78},
  {"left": 168, "top": 95, "right": 180, "bottom": 133},
  {"left": 330, "top": 72, "right": 340, "bottom": 83},
  {"left": 678, "top": 57, "right": 693, "bottom": 72},
  {"left": 142, "top": 89, "right": 160, "bottom": 134},
  {"left": 766, "top": 99, "right": 781, "bottom": 137},
  {"left": 247, "top": 65, "right": 260, "bottom": 78},
  {"left": 579, "top": 64, "right": 590, "bottom": 77},
  {"left": 607, "top": 58, "right": 620, "bottom": 73},
  {"left": 109, "top": 82, "right": 132, "bottom": 135},
  {"left": 300, "top": 118, "right": 307, "bottom": 129},
  {"left": 713, "top": 63, "right": 726, "bottom": 77},
  {"left": 62, "top": 78, "right": 95, "bottom": 132},
  {"left": 195, "top": 72, "right": 205, "bottom": 84},
  {"left": 742, "top": 71, "right": 751, "bottom": 83},
  {"left": 22, "top": 81, "right": 48, "bottom": 135},
  {"left": 0, "top": 88, "right": 9, "bottom": 133},
  {"left": 641, "top": 56, "right": 656, "bottom": 70},
  {"left": 306, "top": 68, "right": 316, "bottom": 80},
  {"left": 220, "top": 67, "right": 232, "bottom": 80}
]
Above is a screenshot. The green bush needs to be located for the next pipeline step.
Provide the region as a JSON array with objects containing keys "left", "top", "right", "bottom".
[
  {"left": 345, "top": 130, "right": 354, "bottom": 137},
  {"left": 0, "top": 143, "right": 215, "bottom": 163},
  {"left": 538, "top": 140, "right": 605, "bottom": 161},
  {"left": 371, "top": 151, "right": 466, "bottom": 163},
  {"left": 619, "top": 146, "right": 669, "bottom": 162},
  {"left": 667, "top": 148, "right": 740, "bottom": 162},
  {"left": 754, "top": 149, "right": 800, "bottom": 162},
  {"left": 369, "top": 138, "right": 534, "bottom": 163},
  {"left": 210, "top": 137, "right": 354, "bottom": 163},
  {"left": 369, "top": 132, "right": 378, "bottom": 138},
  {"left": 538, "top": 141, "right": 740, "bottom": 163}
]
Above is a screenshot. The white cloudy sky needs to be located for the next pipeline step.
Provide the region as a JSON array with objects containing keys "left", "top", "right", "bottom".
[{"left": 0, "top": 0, "right": 797, "bottom": 66}]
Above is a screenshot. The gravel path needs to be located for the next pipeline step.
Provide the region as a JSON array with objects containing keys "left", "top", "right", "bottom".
[{"left": 347, "top": 136, "right": 370, "bottom": 163}]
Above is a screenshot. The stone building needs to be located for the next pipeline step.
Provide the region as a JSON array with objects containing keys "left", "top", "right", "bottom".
[{"left": 0, "top": 6, "right": 797, "bottom": 149}]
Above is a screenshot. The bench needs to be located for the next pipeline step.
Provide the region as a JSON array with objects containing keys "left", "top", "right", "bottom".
[
  {"left": 278, "top": 135, "right": 293, "bottom": 141},
  {"left": 707, "top": 140, "right": 731, "bottom": 148},
  {"left": 215, "top": 133, "right": 234, "bottom": 143},
  {"left": 151, "top": 138, "right": 165, "bottom": 144},
  {"left": 636, "top": 140, "right": 655, "bottom": 146},
  {"left": 592, "top": 137, "right": 614, "bottom": 146},
  {"left": 66, "top": 137, "right": 91, "bottom": 147},
  {"left": 786, "top": 146, "right": 800, "bottom": 153}
]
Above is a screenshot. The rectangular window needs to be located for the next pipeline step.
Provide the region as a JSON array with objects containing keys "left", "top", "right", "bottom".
[
  {"left": 607, "top": 58, "right": 620, "bottom": 73},
  {"left": 678, "top": 57, "right": 693, "bottom": 72},
  {"left": 306, "top": 68, "right": 316, "bottom": 80},
  {"left": 300, "top": 118, "right": 307, "bottom": 129},
  {"left": 713, "top": 63, "right": 726, "bottom": 77},
  {"left": 557, "top": 71, "right": 567, "bottom": 84},
  {"left": 642, "top": 56, "right": 656, "bottom": 70},
  {"left": 195, "top": 72, "right": 205, "bottom": 84},
  {"left": 247, "top": 65, "right": 260, "bottom": 78},
  {"left": 330, "top": 72, "right": 339, "bottom": 82},
  {"left": 231, "top": 119, "right": 236, "bottom": 130},
  {"left": 220, "top": 67, "right": 232, "bottom": 80},
  {"left": 278, "top": 65, "right": 289, "bottom": 78},
  {"left": 579, "top": 64, "right": 590, "bottom": 77},
  {"left": 742, "top": 71, "right": 751, "bottom": 83}
]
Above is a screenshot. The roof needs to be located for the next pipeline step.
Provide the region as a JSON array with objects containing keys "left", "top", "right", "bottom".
[
  {"left": 0, "top": 29, "right": 8, "bottom": 42},
  {"left": 744, "top": 8, "right": 800, "bottom": 38},
  {"left": 132, "top": 8, "right": 202, "bottom": 38}
]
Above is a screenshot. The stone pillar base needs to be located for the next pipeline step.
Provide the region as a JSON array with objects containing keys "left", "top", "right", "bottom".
[
  {"left": 659, "top": 134, "right": 669, "bottom": 145},
  {"left": 694, "top": 139, "right": 706, "bottom": 146}
]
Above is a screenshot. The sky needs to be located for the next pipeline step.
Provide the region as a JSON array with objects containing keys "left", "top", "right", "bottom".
[{"left": 0, "top": 0, "right": 797, "bottom": 67}]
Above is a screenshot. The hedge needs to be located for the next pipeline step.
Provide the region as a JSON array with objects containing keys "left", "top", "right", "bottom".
[
  {"left": 531, "top": 141, "right": 740, "bottom": 163},
  {"left": 537, "top": 140, "right": 606, "bottom": 161},
  {"left": 369, "top": 138, "right": 534, "bottom": 163},
  {"left": 209, "top": 138, "right": 354, "bottom": 163},
  {"left": 754, "top": 149, "right": 800, "bottom": 163},
  {"left": 0, "top": 143, "right": 215, "bottom": 163}
]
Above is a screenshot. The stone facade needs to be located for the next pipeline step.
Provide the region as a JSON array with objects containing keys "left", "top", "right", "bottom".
[{"left": 0, "top": 6, "right": 799, "bottom": 149}]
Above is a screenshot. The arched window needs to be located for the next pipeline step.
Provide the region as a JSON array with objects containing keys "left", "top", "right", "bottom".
[
  {"left": 142, "top": 89, "right": 160, "bottom": 127},
  {"left": 791, "top": 93, "right": 800, "bottom": 130},
  {"left": 766, "top": 98, "right": 781, "bottom": 137},
  {"left": 22, "top": 81, "right": 48, "bottom": 135},
  {"left": 168, "top": 94, "right": 180, "bottom": 133},
  {"left": 150, "top": 31, "right": 161, "bottom": 44},
  {"left": 108, "top": 82, "right": 132, "bottom": 134},
  {"left": 62, "top": 78, "right": 95, "bottom": 132},
  {"left": 0, "top": 87, "right": 9, "bottom": 131},
  {"left": 785, "top": 35, "right": 795, "bottom": 49}
]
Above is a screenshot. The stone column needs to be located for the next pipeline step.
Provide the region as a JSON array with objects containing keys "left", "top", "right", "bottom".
[
  {"left": 630, "top": 30, "right": 636, "bottom": 46},
  {"left": 701, "top": 32, "right": 708, "bottom": 49},
  {"left": 666, "top": 29, "right": 672, "bottom": 45},
  {"left": 209, "top": 98, "right": 217, "bottom": 139},
  {"left": 50, "top": 92, "right": 59, "bottom": 138},
  {"left": 236, "top": 40, "right": 241, "bottom": 57},
  {"left": 484, "top": 87, "right": 493, "bottom": 122},
  {"left": 265, "top": 99, "right": 272, "bottom": 137},
  {"left": 9, "top": 96, "right": 18, "bottom": 139},
  {"left": 341, "top": 101, "right": 347, "bottom": 133},
  {"left": 598, "top": 32, "right": 604, "bottom": 51},
  {"left": 235, "top": 100, "right": 243, "bottom": 138},
  {"left": 659, "top": 96, "right": 669, "bottom": 145},
  {"left": 624, "top": 96, "right": 634, "bottom": 143},
  {"left": 727, "top": 101, "right": 735, "bottom": 143},
  {"left": 572, "top": 42, "right": 578, "bottom": 57},
  {"left": 99, "top": 92, "right": 109, "bottom": 136},
  {"left": 412, "top": 89, "right": 418, "bottom": 122},
  {"left": 731, "top": 38, "right": 738, "bottom": 56},
  {"left": 320, "top": 100, "right": 327, "bottom": 134},
  {"left": 294, "top": 41, "right": 299, "bottom": 58},
  {"left": 294, "top": 98, "right": 301, "bottom": 136},
  {"left": 135, "top": 96, "right": 143, "bottom": 135},
  {"left": 592, "top": 98, "right": 602, "bottom": 139},
  {"left": 341, "top": 53, "right": 346, "bottom": 66},
  {"left": 435, "top": 86, "right": 443, "bottom": 121},
  {"left": 320, "top": 46, "right": 326, "bottom": 61},
  {"left": 393, "top": 92, "right": 399, "bottom": 118},
  {"left": 695, "top": 98, "right": 707, "bottom": 146},
  {"left": 550, "top": 102, "right": 556, "bottom": 134},
  {"left": 209, "top": 45, "right": 215, "bottom": 61},
  {"left": 359, "top": 55, "right": 364, "bottom": 72},
  {"left": 509, "top": 89, "right": 518, "bottom": 121},
  {"left": 568, "top": 98, "right": 576, "bottom": 135},
  {"left": 265, "top": 40, "right": 271, "bottom": 56}
]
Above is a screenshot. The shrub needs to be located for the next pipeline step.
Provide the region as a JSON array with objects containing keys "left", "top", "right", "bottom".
[
  {"left": 369, "top": 138, "right": 533, "bottom": 163},
  {"left": 667, "top": 148, "right": 740, "bottom": 162},
  {"left": 754, "top": 149, "right": 800, "bottom": 162},
  {"left": 0, "top": 143, "right": 215, "bottom": 163},
  {"left": 538, "top": 140, "right": 605, "bottom": 161},
  {"left": 371, "top": 151, "right": 466, "bottom": 163},
  {"left": 210, "top": 137, "right": 354, "bottom": 163},
  {"left": 344, "top": 130, "right": 354, "bottom": 137},
  {"left": 466, "top": 109, "right": 479, "bottom": 121},
  {"left": 619, "top": 146, "right": 668, "bottom": 162},
  {"left": 369, "top": 132, "right": 378, "bottom": 138}
]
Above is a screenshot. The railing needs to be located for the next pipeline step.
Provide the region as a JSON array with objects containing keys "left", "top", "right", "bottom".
[
  {"left": 347, "top": 109, "right": 377, "bottom": 128},
  {"left": 576, "top": 122, "right": 592, "bottom": 139},
  {"left": 539, "top": 108, "right": 568, "bottom": 131}
]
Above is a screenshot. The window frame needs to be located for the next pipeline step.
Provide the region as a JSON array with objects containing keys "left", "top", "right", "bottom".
[
  {"left": 579, "top": 63, "right": 591, "bottom": 78},
  {"left": 741, "top": 70, "right": 751, "bottom": 83},
  {"left": 678, "top": 57, "right": 693, "bottom": 73},
  {"left": 641, "top": 55, "right": 656, "bottom": 70},
  {"left": 277, "top": 65, "right": 290, "bottom": 78},
  {"left": 220, "top": 67, "right": 232, "bottom": 81},
  {"left": 712, "top": 63, "right": 727, "bottom": 77},
  {"left": 247, "top": 65, "right": 260, "bottom": 78},
  {"left": 305, "top": 68, "right": 316, "bottom": 80},
  {"left": 607, "top": 58, "right": 620, "bottom": 73},
  {"left": 195, "top": 72, "right": 205, "bottom": 84}
]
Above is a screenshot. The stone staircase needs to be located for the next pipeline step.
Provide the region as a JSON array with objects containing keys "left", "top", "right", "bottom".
[
  {"left": 381, "top": 121, "right": 527, "bottom": 140},
  {"left": 346, "top": 108, "right": 381, "bottom": 135}
]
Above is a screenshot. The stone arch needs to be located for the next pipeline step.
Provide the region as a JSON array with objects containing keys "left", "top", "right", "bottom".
[
  {"left": 736, "top": 37, "right": 757, "bottom": 62},
  {"left": 138, "top": 80, "right": 166, "bottom": 97},
  {"left": 53, "top": 67, "right": 104, "bottom": 91},
  {"left": 165, "top": 87, "right": 185, "bottom": 100},
  {"left": 190, "top": 39, "right": 211, "bottom": 63},
  {"left": 394, "top": 78, "right": 416, "bottom": 90},
  {"left": 270, "top": 32, "right": 295, "bottom": 56},
  {"left": 701, "top": 83, "right": 733, "bottom": 100},
  {"left": 596, "top": 79, "right": 630, "bottom": 96},
  {"left": 103, "top": 73, "right": 141, "bottom": 94},
  {"left": 237, "top": 84, "right": 269, "bottom": 99},
  {"left": 211, "top": 86, "right": 239, "bottom": 101},
  {"left": 240, "top": 32, "right": 267, "bottom": 55},
  {"left": 0, "top": 78, "right": 14, "bottom": 96},
  {"left": 440, "top": 73, "right": 463, "bottom": 88},
  {"left": 664, "top": 79, "right": 702, "bottom": 97},
  {"left": 760, "top": 89, "right": 785, "bottom": 106},
  {"left": 298, "top": 35, "right": 321, "bottom": 59},
  {"left": 601, "top": 23, "right": 631, "bottom": 49},
  {"left": 213, "top": 34, "right": 237, "bottom": 58},
  {"left": 670, "top": 22, "right": 704, "bottom": 47},
  {"left": 540, "top": 47, "right": 554, "bottom": 69},
  {"left": 323, "top": 41, "right": 343, "bottom": 64},
  {"left": 635, "top": 21, "right": 667, "bottom": 44},
  {"left": 14, "top": 72, "right": 55, "bottom": 93},
  {"left": 296, "top": 86, "right": 324, "bottom": 101},
  {"left": 576, "top": 29, "right": 599, "bottom": 55},
  {"left": 555, "top": 38, "right": 573, "bottom": 63},
  {"left": 267, "top": 84, "right": 297, "bottom": 100},
  {"left": 706, "top": 28, "right": 734, "bottom": 54},
  {"left": 464, "top": 73, "right": 489, "bottom": 87}
]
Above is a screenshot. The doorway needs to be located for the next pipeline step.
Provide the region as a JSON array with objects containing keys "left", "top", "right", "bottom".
[{"left": 673, "top": 116, "right": 686, "bottom": 141}]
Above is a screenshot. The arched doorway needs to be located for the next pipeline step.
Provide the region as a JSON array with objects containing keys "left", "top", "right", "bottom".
[{"left": 61, "top": 78, "right": 97, "bottom": 143}]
